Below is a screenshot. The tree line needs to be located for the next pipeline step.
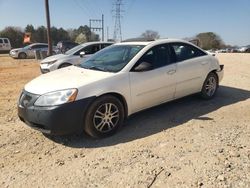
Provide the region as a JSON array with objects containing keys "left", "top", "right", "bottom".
[
  {"left": 0, "top": 24, "right": 227, "bottom": 50},
  {"left": 140, "top": 30, "right": 227, "bottom": 50},
  {"left": 0, "top": 24, "right": 99, "bottom": 48}
]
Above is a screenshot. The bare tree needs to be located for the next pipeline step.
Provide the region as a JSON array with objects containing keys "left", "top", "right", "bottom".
[{"left": 140, "top": 30, "right": 160, "bottom": 40}]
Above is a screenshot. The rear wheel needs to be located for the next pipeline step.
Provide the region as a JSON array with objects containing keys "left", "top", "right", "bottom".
[
  {"left": 200, "top": 72, "right": 218, "bottom": 99},
  {"left": 18, "top": 52, "right": 27, "bottom": 59},
  {"left": 84, "top": 95, "right": 125, "bottom": 138}
]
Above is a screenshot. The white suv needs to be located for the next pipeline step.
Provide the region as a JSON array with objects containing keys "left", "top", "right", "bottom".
[
  {"left": 18, "top": 39, "right": 224, "bottom": 138},
  {"left": 0, "top": 38, "right": 11, "bottom": 52},
  {"left": 40, "top": 41, "right": 114, "bottom": 73}
]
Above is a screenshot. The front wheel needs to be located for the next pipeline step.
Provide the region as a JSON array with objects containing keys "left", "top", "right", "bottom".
[
  {"left": 200, "top": 72, "right": 218, "bottom": 99},
  {"left": 84, "top": 95, "right": 125, "bottom": 138},
  {"left": 18, "top": 52, "right": 27, "bottom": 59}
]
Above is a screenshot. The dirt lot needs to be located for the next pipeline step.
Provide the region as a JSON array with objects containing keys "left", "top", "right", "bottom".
[{"left": 0, "top": 53, "right": 249, "bottom": 187}]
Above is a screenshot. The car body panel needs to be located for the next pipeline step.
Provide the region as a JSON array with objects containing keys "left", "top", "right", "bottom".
[
  {"left": 25, "top": 66, "right": 115, "bottom": 95},
  {"left": 129, "top": 64, "right": 177, "bottom": 113}
]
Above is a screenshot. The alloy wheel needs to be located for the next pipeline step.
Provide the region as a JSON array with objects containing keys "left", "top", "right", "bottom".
[
  {"left": 93, "top": 103, "right": 120, "bottom": 133},
  {"left": 205, "top": 76, "right": 217, "bottom": 97}
]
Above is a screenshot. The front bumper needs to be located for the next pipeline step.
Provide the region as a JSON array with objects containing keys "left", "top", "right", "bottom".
[
  {"left": 40, "top": 63, "right": 56, "bottom": 74},
  {"left": 18, "top": 91, "right": 96, "bottom": 135},
  {"left": 9, "top": 51, "right": 19, "bottom": 58}
]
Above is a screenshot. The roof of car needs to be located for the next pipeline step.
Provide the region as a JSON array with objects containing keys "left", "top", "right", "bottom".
[
  {"left": 115, "top": 38, "right": 191, "bottom": 46},
  {"left": 79, "top": 41, "right": 114, "bottom": 47},
  {"left": 29, "top": 43, "right": 48, "bottom": 46}
]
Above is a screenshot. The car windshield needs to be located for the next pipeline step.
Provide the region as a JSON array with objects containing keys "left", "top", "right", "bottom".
[
  {"left": 23, "top": 45, "right": 32, "bottom": 49},
  {"left": 65, "top": 44, "right": 85, "bottom": 55},
  {"left": 79, "top": 44, "right": 145, "bottom": 72}
]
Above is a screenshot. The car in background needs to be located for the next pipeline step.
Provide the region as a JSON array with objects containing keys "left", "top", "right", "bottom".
[
  {"left": 57, "top": 41, "right": 78, "bottom": 54},
  {"left": 18, "top": 39, "right": 224, "bottom": 138},
  {"left": 205, "top": 50, "right": 216, "bottom": 56},
  {"left": 239, "top": 45, "right": 250, "bottom": 53},
  {"left": 0, "top": 38, "right": 11, "bottom": 53},
  {"left": 40, "top": 41, "right": 114, "bottom": 73},
  {"left": 9, "top": 43, "right": 57, "bottom": 59}
]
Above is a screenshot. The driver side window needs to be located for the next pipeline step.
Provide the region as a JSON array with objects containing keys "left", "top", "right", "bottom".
[{"left": 133, "top": 44, "right": 171, "bottom": 71}]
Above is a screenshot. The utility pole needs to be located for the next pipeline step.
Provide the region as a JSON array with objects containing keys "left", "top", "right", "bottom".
[
  {"left": 45, "top": 0, "right": 52, "bottom": 56},
  {"left": 89, "top": 14, "right": 104, "bottom": 41},
  {"left": 107, "top": 26, "right": 109, "bottom": 41},
  {"left": 113, "top": 0, "right": 123, "bottom": 42}
]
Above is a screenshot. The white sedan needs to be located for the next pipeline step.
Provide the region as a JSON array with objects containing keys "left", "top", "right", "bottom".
[{"left": 18, "top": 39, "right": 224, "bottom": 138}]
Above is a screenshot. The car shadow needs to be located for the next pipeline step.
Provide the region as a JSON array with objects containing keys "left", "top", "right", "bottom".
[{"left": 45, "top": 85, "right": 250, "bottom": 148}]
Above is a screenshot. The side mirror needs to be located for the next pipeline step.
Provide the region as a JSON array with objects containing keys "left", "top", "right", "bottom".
[
  {"left": 80, "top": 51, "right": 85, "bottom": 58},
  {"left": 133, "top": 61, "right": 153, "bottom": 72}
]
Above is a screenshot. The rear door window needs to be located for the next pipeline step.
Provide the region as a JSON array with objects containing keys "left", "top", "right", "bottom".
[
  {"left": 0, "top": 39, "right": 3, "bottom": 44},
  {"left": 171, "top": 43, "right": 206, "bottom": 62}
]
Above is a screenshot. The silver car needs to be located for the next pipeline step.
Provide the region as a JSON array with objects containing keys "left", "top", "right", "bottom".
[
  {"left": 9, "top": 43, "right": 56, "bottom": 59},
  {"left": 40, "top": 41, "right": 113, "bottom": 73}
]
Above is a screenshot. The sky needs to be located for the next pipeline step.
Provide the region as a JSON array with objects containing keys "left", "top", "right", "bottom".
[{"left": 0, "top": 0, "right": 250, "bottom": 46}]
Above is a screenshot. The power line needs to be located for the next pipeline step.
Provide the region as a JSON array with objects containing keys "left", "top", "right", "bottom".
[
  {"left": 113, "top": 0, "right": 123, "bottom": 42},
  {"left": 89, "top": 14, "right": 104, "bottom": 41}
]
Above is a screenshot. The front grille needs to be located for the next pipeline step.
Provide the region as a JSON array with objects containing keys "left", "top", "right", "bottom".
[{"left": 19, "top": 91, "right": 39, "bottom": 107}]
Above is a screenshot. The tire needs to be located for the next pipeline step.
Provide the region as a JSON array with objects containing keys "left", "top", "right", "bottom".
[
  {"left": 58, "top": 63, "right": 71, "bottom": 69},
  {"left": 200, "top": 72, "right": 218, "bottom": 99},
  {"left": 18, "top": 52, "right": 27, "bottom": 59},
  {"left": 84, "top": 95, "right": 125, "bottom": 138}
]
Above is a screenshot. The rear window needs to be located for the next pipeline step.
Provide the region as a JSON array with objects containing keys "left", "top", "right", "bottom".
[
  {"left": 3, "top": 39, "right": 9, "bottom": 43},
  {"left": 0, "top": 39, "right": 3, "bottom": 44}
]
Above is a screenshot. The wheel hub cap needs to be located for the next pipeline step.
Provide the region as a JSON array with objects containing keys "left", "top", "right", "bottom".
[{"left": 93, "top": 103, "right": 119, "bottom": 133}]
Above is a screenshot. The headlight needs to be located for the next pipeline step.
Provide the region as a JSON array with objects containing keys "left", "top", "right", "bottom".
[
  {"left": 34, "top": 89, "right": 78, "bottom": 107},
  {"left": 42, "top": 60, "right": 57, "bottom": 65}
]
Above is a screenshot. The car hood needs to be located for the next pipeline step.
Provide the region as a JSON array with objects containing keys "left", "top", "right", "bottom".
[
  {"left": 24, "top": 66, "right": 113, "bottom": 95},
  {"left": 41, "top": 54, "right": 67, "bottom": 63},
  {"left": 11, "top": 48, "right": 22, "bottom": 52}
]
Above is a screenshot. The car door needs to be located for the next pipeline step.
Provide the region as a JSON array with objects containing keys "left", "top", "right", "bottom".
[
  {"left": 170, "top": 43, "right": 209, "bottom": 99},
  {"left": 27, "top": 45, "right": 35, "bottom": 57},
  {"left": 3, "top": 39, "right": 11, "bottom": 51},
  {"left": 129, "top": 44, "right": 177, "bottom": 113}
]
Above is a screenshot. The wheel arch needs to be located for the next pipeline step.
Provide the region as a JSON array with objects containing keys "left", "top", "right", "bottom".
[
  {"left": 58, "top": 62, "right": 72, "bottom": 68},
  {"left": 18, "top": 52, "right": 27, "bottom": 58},
  {"left": 209, "top": 69, "right": 219, "bottom": 84}
]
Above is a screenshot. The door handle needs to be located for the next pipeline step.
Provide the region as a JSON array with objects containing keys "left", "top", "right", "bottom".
[
  {"left": 201, "top": 62, "right": 208, "bottom": 65},
  {"left": 167, "top": 70, "right": 176, "bottom": 75}
]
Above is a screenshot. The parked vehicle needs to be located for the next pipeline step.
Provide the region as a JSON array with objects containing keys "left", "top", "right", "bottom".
[
  {"left": 238, "top": 45, "right": 250, "bottom": 53},
  {"left": 9, "top": 43, "right": 57, "bottom": 59},
  {"left": 57, "top": 41, "right": 78, "bottom": 54},
  {"left": 18, "top": 39, "right": 224, "bottom": 138},
  {"left": 0, "top": 38, "right": 11, "bottom": 53},
  {"left": 40, "top": 41, "right": 114, "bottom": 73}
]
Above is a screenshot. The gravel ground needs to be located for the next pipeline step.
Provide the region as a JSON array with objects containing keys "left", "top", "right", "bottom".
[{"left": 0, "top": 53, "right": 249, "bottom": 188}]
